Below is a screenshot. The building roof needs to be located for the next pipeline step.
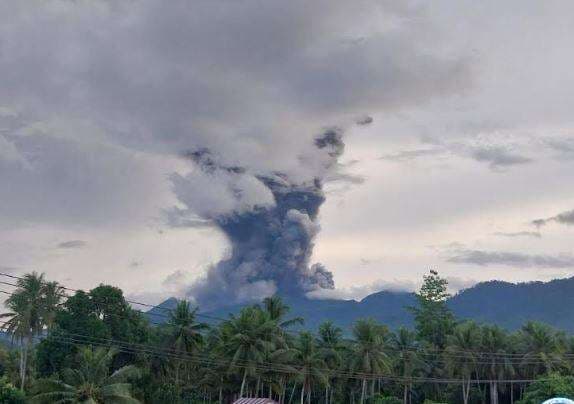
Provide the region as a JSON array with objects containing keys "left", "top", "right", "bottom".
[{"left": 232, "top": 399, "right": 279, "bottom": 404}]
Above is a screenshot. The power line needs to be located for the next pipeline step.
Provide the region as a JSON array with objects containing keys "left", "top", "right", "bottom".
[
  {"left": 0, "top": 271, "right": 224, "bottom": 323},
  {"left": 1, "top": 273, "right": 573, "bottom": 361},
  {"left": 0, "top": 319, "right": 547, "bottom": 385}
]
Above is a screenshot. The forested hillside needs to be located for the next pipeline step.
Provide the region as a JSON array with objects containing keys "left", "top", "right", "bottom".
[
  {"left": 3, "top": 271, "right": 574, "bottom": 403},
  {"left": 150, "top": 276, "right": 574, "bottom": 333}
]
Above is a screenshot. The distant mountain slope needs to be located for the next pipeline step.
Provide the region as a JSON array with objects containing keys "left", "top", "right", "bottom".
[
  {"left": 449, "top": 277, "right": 574, "bottom": 331},
  {"left": 148, "top": 276, "right": 574, "bottom": 333}
]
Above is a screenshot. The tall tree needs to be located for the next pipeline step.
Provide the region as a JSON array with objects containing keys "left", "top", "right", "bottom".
[
  {"left": 317, "top": 321, "right": 344, "bottom": 404},
  {"left": 36, "top": 285, "right": 151, "bottom": 376},
  {"left": 444, "top": 322, "right": 480, "bottom": 404},
  {"left": 222, "top": 306, "right": 280, "bottom": 398},
  {"left": 480, "top": 325, "right": 514, "bottom": 404},
  {"left": 409, "top": 270, "right": 455, "bottom": 349},
  {"left": 352, "top": 319, "right": 391, "bottom": 404},
  {"left": 262, "top": 296, "right": 303, "bottom": 330},
  {"left": 0, "top": 272, "right": 63, "bottom": 389},
  {"left": 518, "top": 322, "right": 564, "bottom": 379},
  {"left": 163, "top": 300, "right": 207, "bottom": 385},
  {"left": 292, "top": 332, "right": 328, "bottom": 404},
  {"left": 390, "top": 327, "right": 427, "bottom": 404}
]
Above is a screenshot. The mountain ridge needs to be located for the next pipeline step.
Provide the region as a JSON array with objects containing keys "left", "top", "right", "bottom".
[{"left": 148, "top": 276, "right": 574, "bottom": 332}]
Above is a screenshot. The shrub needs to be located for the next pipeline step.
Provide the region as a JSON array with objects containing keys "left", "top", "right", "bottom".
[
  {"left": 0, "top": 377, "right": 25, "bottom": 404},
  {"left": 373, "top": 395, "right": 403, "bottom": 404}
]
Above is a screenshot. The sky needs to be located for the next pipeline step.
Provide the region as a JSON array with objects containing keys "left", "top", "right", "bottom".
[{"left": 1, "top": 0, "right": 574, "bottom": 306}]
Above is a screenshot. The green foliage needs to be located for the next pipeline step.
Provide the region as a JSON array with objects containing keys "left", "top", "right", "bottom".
[
  {"left": 36, "top": 285, "right": 151, "bottom": 376},
  {"left": 373, "top": 395, "right": 402, "bottom": 404},
  {"left": 160, "top": 300, "right": 208, "bottom": 387},
  {"left": 7, "top": 271, "right": 574, "bottom": 403},
  {"left": 0, "top": 346, "right": 19, "bottom": 383},
  {"left": 516, "top": 373, "right": 574, "bottom": 404},
  {"left": 0, "top": 376, "right": 25, "bottom": 403},
  {"left": 31, "top": 346, "right": 141, "bottom": 403},
  {"left": 0, "top": 272, "right": 64, "bottom": 389},
  {"left": 409, "top": 270, "right": 455, "bottom": 349},
  {"left": 0, "top": 272, "right": 64, "bottom": 342}
]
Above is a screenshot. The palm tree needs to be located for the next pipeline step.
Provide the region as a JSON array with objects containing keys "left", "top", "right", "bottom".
[
  {"left": 0, "top": 272, "right": 64, "bottom": 389},
  {"left": 42, "top": 281, "right": 65, "bottom": 330},
  {"left": 351, "top": 319, "right": 390, "bottom": 404},
  {"left": 222, "top": 306, "right": 281, "bottom": 398},
  {"left": 292, "top": 332, "right": 328, "bottom": 404},
  {"left": 31, "top": 346, "right": 141, "bottom": 403},
  {"left": 164, "top": 300, "right": 208, "bottom": 385},
  {"left": 518, "top": 322, "right": 564, "bottom": 379},
  {"left": 480, "top": 325, "right": 514, "bottom": 404},
  {"left": 317, "top": 321, "right": 344, "bottom": 404},
  {"left": 390, "top": 327, "right": 427, "bottom": 404},
  {"left": 444, "top": 322, "right": 480, "bottom": 404},
  {"left": 262, "top": 296, "right": 303, "bottom": 330},
  {"left": 258, "top": 344, "right": 295, "bottom": 402}
]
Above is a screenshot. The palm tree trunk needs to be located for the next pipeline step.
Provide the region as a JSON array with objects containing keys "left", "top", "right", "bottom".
[
  {"left": 256, "top": 377, "right": 261, "bottom": 397},
  {"left": 280, "top": 378, "right": 286, "bottom": 404},
  {"left": 18, "top": 343, "right": 25, "bottom": 390},
  {"left": 288, "top": 382, "right": 297, "bottom": 404},
  {"left": 462, "top": 378, "right": 471, "bottom": 404},
  {"left": 490, "top": 381, "right": 498, "bottom": 404},
  {"left": 300, "top": 383, "right": 305, "bottom": 404},
  {"left": 510, "top": 381, "right": 514, "bottom": 404},
  {"left": 403, "top": 384, "right": 408, "bottom": 404},
  {"left": 360, "top": 378, "right": 366, "bottom": 404},
  {"left": 20, "top": 336, "right": 31, "bottom": 390},
  {"left": 219, "top": 384, "right": 223, "bottom": 404},
  {"left": 240, "top": 368, "right": 248, "bottom": 397}
]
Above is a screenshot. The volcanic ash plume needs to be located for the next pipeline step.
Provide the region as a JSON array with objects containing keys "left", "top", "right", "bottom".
[{"left": 174, "top": 130, "right": 345, "bottom": 310}]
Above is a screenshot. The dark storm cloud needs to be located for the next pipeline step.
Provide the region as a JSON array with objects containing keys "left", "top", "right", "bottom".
[
  {"left": 447, "top": 249, "right": 574, "bottom": 268},
  {"left": 0, "top": 0, "right": 470, "bottom": 231},
  {"left": 532, "top": 209, "right": 574, "bottom": 228},
  {"left": 57, "top": 240, "right": 87, "bottom": 249}
]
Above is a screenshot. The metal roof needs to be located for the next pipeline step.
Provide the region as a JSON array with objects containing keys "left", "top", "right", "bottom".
[{"left": 232, "top": 399, "right": 279, "bottom": 404}]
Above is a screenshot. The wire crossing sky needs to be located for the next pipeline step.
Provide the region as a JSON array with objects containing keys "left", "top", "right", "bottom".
[{"left": 1, "top": 0, "right": 574, "bottom": 305}]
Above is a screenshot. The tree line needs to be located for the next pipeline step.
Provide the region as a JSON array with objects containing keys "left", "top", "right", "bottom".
[{"left": 0, "top": 270, "right": 574, "bottom": 403}]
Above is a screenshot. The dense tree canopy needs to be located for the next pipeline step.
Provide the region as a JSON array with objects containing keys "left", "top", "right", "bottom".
[{"left": 1, "top": 271, "right": 574, "bottom": 403}]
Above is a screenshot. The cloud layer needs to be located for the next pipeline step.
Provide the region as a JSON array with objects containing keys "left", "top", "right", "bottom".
[
  {"left": 447, "top": 249, "right": 574, "bottom": 269},
  {"left": 3, "top": 0, "right": 574, "bottom": 305}
]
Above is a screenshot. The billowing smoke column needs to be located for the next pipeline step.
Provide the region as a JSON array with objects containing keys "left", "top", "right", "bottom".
[{"left": 181, "top": 129, "right": 345, "bottom": 309}]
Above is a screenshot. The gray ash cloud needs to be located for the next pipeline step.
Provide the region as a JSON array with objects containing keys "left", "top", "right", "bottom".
[{"left": 175, "top": 130, "right": 344, "bottom": 309}]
